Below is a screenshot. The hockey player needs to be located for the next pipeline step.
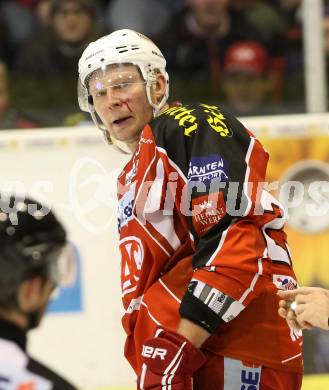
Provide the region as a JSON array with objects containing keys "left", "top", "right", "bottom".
[
  {"left": 0, "top": 194, "right": 76, "bottom": 389},
  {"left": 78, "top": 29, "right": 303, "bottom": 389}
]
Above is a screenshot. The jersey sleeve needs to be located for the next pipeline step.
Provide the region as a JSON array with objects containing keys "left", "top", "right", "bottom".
[
  {"left": 177, "top": 105, "right": 274, "bottom": 333},
  {"left": 155, "top": 104, "right": 275, "bottom": 334},
  {"left": 152, "top": 104, "right": 294, "bottom": 334}
]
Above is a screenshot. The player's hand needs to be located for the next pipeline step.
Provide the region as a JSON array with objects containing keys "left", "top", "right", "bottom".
[
  {"left": 137, "top": 328, "right": 206, "bottom": 390},
  {"left": 278, "top": 287, "right": 329, "bottom": 331}
]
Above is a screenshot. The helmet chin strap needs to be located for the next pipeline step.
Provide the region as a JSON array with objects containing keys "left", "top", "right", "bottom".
[
  {"left": 112, "top": 137, "right": 140, "bottom": 154},
  {"left": 89, "top": 106, "right": 139, "bottom": 153}
]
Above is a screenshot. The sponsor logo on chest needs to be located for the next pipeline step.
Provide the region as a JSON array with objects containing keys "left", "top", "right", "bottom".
[
  {"left": 118, "top": 182, "right": 136, "bottom": 231},
  {"left": 192, "top": 196, "right": 226, "bottom": 234},
  {"left": 125, "top": 160, "right": 139, "bottom": 185},
  {"left": 188, "top": 154, "right": 229, "bottom": 185}
]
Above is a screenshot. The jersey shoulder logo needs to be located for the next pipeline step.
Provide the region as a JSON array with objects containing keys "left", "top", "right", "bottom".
[
  {"left": 200, "top": 104, "right": 233, "bottom": 137},
  {"left": 160, "top": 104, "right": 233, "bottom": 138},
  {"left": 160, "top": 105, "right": 198, "bottom": 136}
]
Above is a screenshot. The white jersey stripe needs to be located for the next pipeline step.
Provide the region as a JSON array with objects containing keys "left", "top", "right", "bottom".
[
  {"left": 141, "top": 302, "right": 162, "bottom": 325},
  {"left": 243, "top": 136, "right": 255, "bottom": 217},
  {"left": 239, "top": 258, "right": 263, "bottom": 303},
  {"left": 157, "top": 147, "right": 188, "bottom": 183},
  {"left": 121, "top": 285, "right": 137, "bottom": 297},
  {"left": 131, "top": 148, "right": 173, "bottom": 257},
  {"left": 281, "top": 352, "right": 303, "bottom": 364},
  {"left": 134, "top": 215, "right": 171, "bottom": 257},
  {"left": 159, "top": 278, "right": 181, "bottom": 303},
  {"left": 205, "top": 219, "right": 235, "bottom": 266},
  {"left": 139, "top": 363, "right": 147, "bottom": 389},
  {"left": 134, "top": 147, "right": 157, "bottom": 205},
  {"left": 143, "top": 158, "right": 182, "bottom": 251}
]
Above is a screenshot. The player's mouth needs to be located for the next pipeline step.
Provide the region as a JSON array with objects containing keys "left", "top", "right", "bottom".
[{"left": 113, "top": 116, "right": 132, "bottom": 126}]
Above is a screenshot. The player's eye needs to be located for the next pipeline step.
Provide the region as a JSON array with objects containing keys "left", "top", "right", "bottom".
[
  {"left": 95, "top": 89, "right": 107, "bottom": 98},
  {"left": 112, "top": 82, "right": 130, "bottom": 90}
]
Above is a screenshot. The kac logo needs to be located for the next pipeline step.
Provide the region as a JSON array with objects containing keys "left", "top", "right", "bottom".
[{"left": 120, "top": 236, "right": 144, "bottom": 296}]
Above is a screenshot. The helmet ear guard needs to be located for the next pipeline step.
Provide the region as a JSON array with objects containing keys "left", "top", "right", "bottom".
[
  {"left": 77, "top": 79, "right": 90, "bottom": 113},
  {"left": 87, "top": 106, "right": 112, "bottom": 144},
  {"left": 77, "top": 77, "right": 112, "bottom": 144},
  {"left": 146, "top": 70, "right": 169, "bottom": 118},
  {"left": 88, "top": 95, "right": 93, "bottom": 106}
]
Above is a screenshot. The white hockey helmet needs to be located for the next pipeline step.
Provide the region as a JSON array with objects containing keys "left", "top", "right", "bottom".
[{"left": 78, "top": 29, "right": 169, "bottom": 144}]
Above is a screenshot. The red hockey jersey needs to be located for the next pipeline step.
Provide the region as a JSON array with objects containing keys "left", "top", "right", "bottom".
[{"left": 117, "top": 104, "right": 303, "bottom": 375}]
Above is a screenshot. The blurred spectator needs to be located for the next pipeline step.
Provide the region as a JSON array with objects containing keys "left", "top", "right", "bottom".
[
  {"left": 0, "top": 10, "right": 14, "bottom": 68},
  {"left": 0, "top": 60, "right": 41, "bottom": 129},
  {"left": 273, "top": 0, "right": 304, "bottom": 110},
  {"left": 35, "top": 0, "right": 53, "bottom": 27},
  {"left": 105, "top": 0, "right": 170, "bottom": 40},
  {"left": 158, "top": 0, "right": 259, "bottom": 102},
  {"left": 229, "top": 0, "right": 286, "bottom": 58},
  {"left": 14, "top": 0, "right": 104, "bottom": 126},
  {"left": 273, "top": 0, "right": 302, "bottom": 46},
  {"left": 221, "top": 41, "right": 276, "bottom": 117},
  {"left": 0, "top": 1, "right": 40, "bottom": 67},
  {"left": 274, "top": 0, "right": 301, "bottom": 15},
  {"left": 159, "top": 0, "right": 184, "bottom": 10},
  {"left": 229, "top": 0, "right": 290, "bottom": 105}
]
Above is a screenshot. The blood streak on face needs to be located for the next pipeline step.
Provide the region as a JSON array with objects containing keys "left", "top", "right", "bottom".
[{"left": 122, "top": 99, "right": 133, "bottom": 112}]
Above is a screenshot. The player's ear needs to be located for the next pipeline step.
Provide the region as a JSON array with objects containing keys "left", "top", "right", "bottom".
[
  {"left": 152, "top": 73, "right": 166, "bottom": 104},
  {"left": 18, "top": 277, "right": 44, "bottom": 311}
]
